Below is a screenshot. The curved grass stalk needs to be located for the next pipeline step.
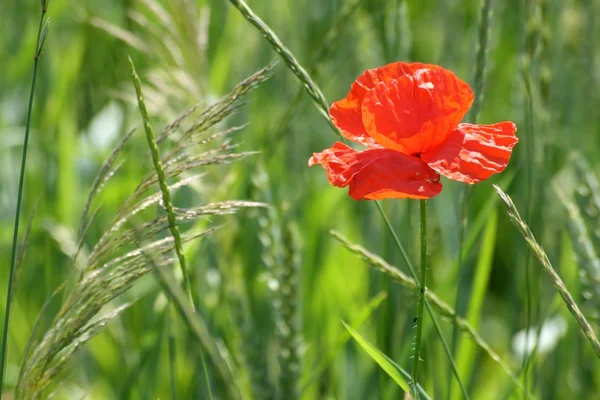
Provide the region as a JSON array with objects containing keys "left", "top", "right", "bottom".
[
  {"left": 495, "top": 185, "right": 600, "bottom": 358},
  {"left": 227, "top": 0, "right": 339, "bottom": 135}
]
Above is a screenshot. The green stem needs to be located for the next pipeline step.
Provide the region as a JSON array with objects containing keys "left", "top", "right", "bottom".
[
  {"left": 168, "top": 304, "right": 178, "bottom": 400},
  {"left": 411, "top": 200, "right": 428, "bottom": 397},
  {"left": 374, "top": 202, "right": 469, "bottom": 398},
  {"left": 0, "top": 10, "right": 46, "bottom": 394}
]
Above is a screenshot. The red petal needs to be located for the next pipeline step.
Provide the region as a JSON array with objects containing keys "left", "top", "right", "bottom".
[
  {"left": 361, "top": 67, "right": 474, "bottom": 155},
  {"left": 421, "top": 122, "right": 518, "bottom": 184},
  {"left": 308, "top": 142, "right": 443, "bottom": 200},
  {"left": 329, "top": 62, "right": 442, "bottom": 147}
]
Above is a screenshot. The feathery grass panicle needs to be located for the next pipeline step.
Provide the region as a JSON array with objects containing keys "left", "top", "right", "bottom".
[
  {"left": 495, "top": 185, "right": 600, "bottom": 358},
  {"left": 15, "top": 64, "right": 272, "bottom": 398},
  {"left": 87, "top": 64, "right": 273, "bottom": 269},
  {"left": 330, "top": 230, "right": 530, "bottom": 397},
  {"left": 78, "top": 127, "right": 136, "bottom": 238}
]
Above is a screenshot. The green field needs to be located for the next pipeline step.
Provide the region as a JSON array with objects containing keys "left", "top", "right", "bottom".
[{"left": 1, "top": 0, "right": 599, "bottom": 398}]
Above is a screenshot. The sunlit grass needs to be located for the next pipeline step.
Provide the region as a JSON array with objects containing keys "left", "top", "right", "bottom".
[{"left": 1, "top": 0, "right": 599, "bottom": 398}]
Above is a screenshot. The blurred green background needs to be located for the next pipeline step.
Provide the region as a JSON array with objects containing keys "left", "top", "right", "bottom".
[{"left": 1, "top": 0, "right": 600, "bottom": 398}]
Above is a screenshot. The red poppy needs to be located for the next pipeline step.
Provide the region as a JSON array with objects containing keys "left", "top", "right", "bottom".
[{"left": 309, "top": 62, "right": 518, "bottom": 200}]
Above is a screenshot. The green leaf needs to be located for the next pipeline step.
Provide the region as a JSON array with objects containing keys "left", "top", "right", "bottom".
[{"left": 342, "top": 321, "right": 410, "bottom": 393}]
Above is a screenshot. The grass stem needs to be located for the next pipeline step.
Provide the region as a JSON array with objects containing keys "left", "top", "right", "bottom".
[{"left": 0, "top": 8, "right": 47, "bottom": 395}]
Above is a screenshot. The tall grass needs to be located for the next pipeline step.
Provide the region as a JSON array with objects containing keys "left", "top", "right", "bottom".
[
  {"left": 0, "top": 2, "right": 49, "bottom": 394},
  {"left": 2, "top": 0, "right": 600, "bottom": 398}
]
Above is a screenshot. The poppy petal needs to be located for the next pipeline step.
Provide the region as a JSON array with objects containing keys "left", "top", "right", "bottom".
[
  {"left": 361, "top": 67, "right": 474, "bottom": 155},
  {"left": 308, "top": 142, "right": 443, "bottom": 200},
  {"left": 329, "top": 62, "right": 442, "bottom": 147},
  {"left": 420, "top": 122, "right": 518, "bottom": 184}
]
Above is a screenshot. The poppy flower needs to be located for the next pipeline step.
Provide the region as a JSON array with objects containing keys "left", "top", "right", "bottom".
[{"left": 309, "top": 62, "right": 518, "bottom": 200}]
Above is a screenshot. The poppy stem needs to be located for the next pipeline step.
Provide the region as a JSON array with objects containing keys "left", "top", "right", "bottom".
[{"left": 411, "top": 199, "right": 428, "bottom": 398}]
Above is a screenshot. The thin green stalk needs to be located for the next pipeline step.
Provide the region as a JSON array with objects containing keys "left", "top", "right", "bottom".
[
  {"left": 0, "top": 8, "right": 48, "bottom": 394},
  {"left": 411, "top": 200, "right": 428, "bottom": 398},
  {"left": 128, "top": 57, "right": 195, "bottom": 310},
  {"left": 374, "top": 201, "right": 469, "bottom": 399},
  {"left": 168, "top": 305, "right": 178, "bottom": 400}
]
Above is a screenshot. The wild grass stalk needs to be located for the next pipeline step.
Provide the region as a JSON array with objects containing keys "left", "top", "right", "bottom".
[
  {"left": 227, "top": 0, "right": 339, "bottom": 135},
  {"left": 129, "top": 57, "right": 194, "bottom": 310},
  {"left": 13, "top": 63, "right": 271, "bottom": 397},
  {"left": 266, "top": 0, "right": 362, "bottom": 155},
  {"left": 495, "top": 185, "right": 600, "bottom": 358},
  {"left": 0, "top": 4, "right": 49, "bottom": 394}
]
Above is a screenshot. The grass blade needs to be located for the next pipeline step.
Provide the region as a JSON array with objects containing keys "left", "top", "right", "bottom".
[
  {"left": 300, "top": 292, "right": 387, "bottom": 394},
  {"left": 343, "top": 321, "right": 432, "bottom": 399}
]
